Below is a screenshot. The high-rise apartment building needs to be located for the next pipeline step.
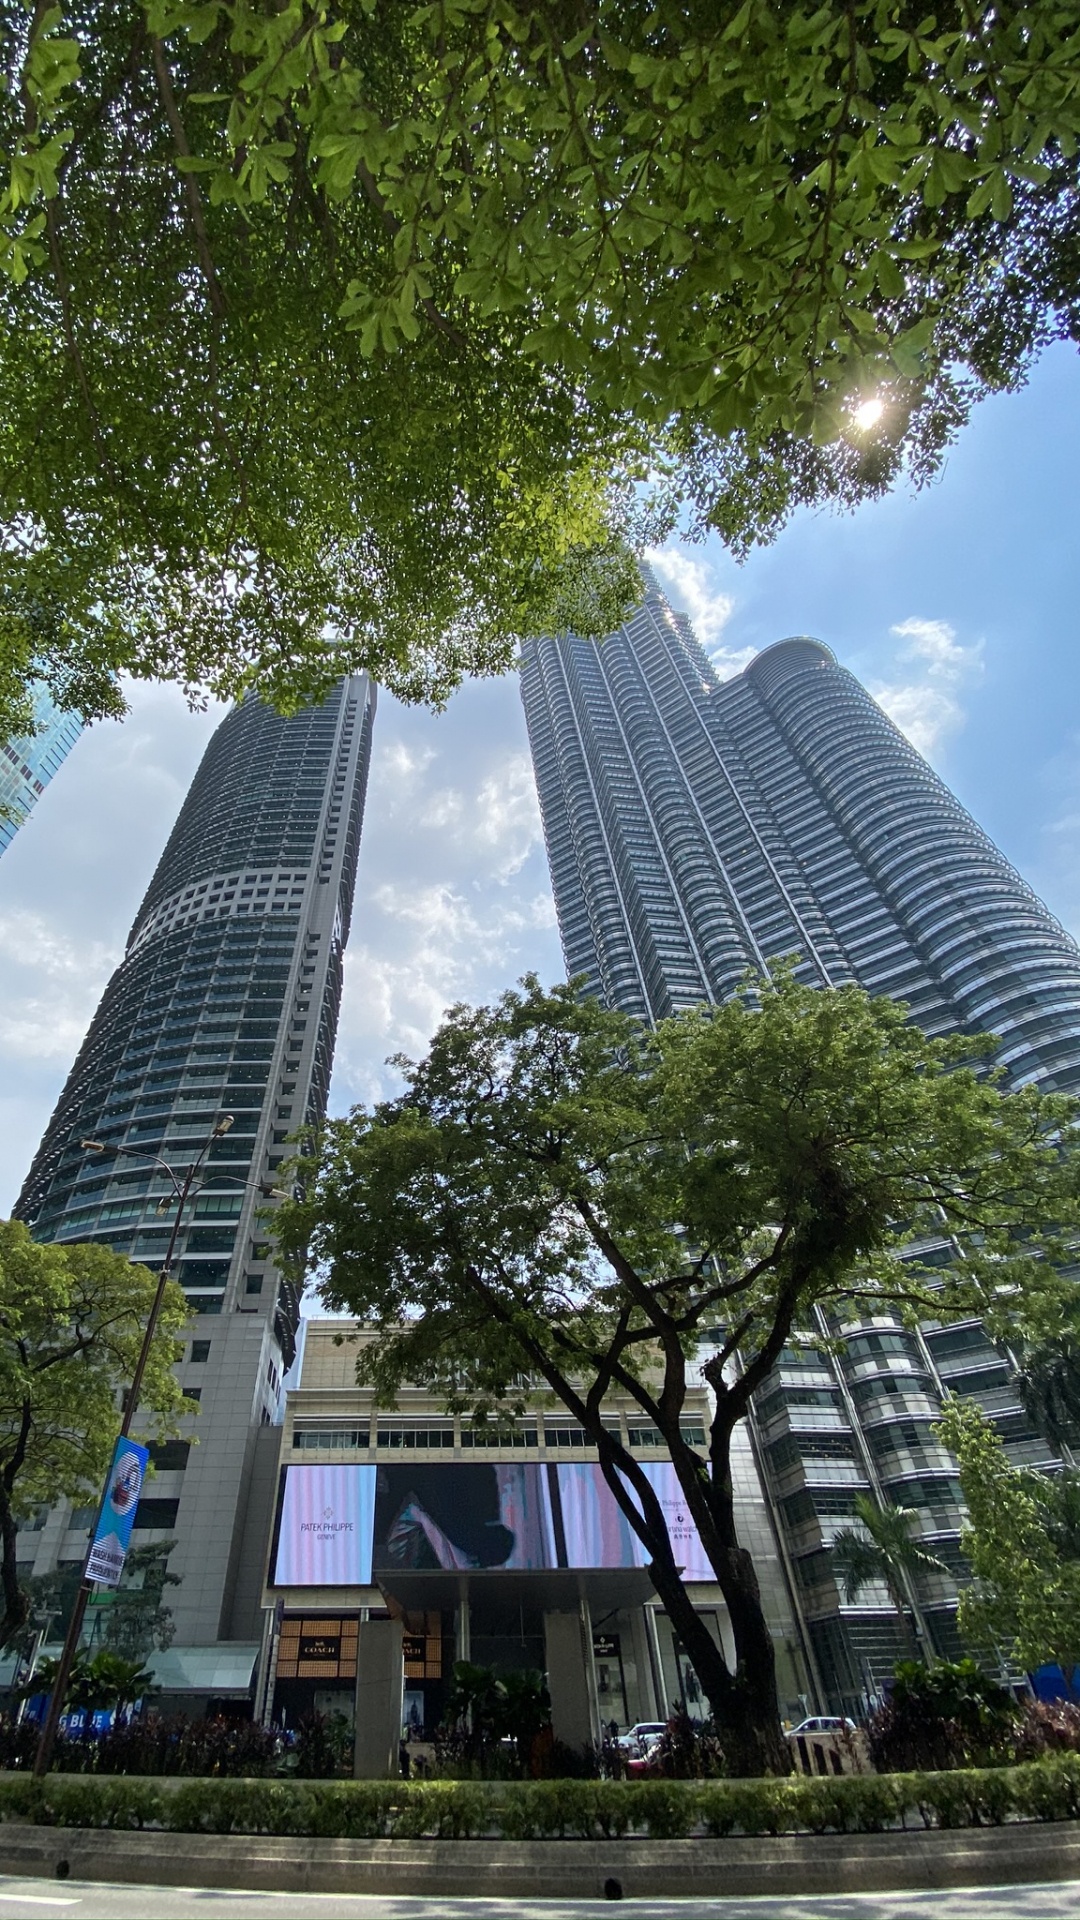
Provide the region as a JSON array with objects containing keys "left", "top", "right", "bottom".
[
  {"left": 521, "top": 570, "right": 1080, "bottom": 1707},
  {"left": 0, "top": 686, "right": 83, "bottom": 857},
  {"left": 14, "top": 677, "right": 375, "bottom": 1700}
]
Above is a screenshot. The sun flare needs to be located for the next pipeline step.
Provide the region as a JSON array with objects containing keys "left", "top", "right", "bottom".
[{"left": 852, "top": 396, "right": 885, "bottom": 431}]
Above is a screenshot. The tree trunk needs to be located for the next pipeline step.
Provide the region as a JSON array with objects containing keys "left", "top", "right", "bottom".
[
  {"left": 496, "top": 1288, "right": 793, "bottom": 1773},
  {"left": 0, "top": 1478, "right": 29, "bottom": 1648},
  {"left": 585, "top": 1390, "right": 793, "bottom": 1774},
  {"left": 644, "top": 1408, "right": 793, "bottom": 1775},
  {"left": 888, "top": 1583, "right": 921, "bottom": 1660},
  {"left": 642, "top": 1545, "right": 791, "bottom": 1775}
]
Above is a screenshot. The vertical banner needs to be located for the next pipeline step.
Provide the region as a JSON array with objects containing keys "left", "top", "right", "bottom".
[{"left": 85, "top": 1437, "right": 150, "bottom": 1588}]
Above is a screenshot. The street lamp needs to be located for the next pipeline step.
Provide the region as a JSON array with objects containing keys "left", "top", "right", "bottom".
[{"left": 33, "top": 1112, "right": 235, "bottom": 1778}]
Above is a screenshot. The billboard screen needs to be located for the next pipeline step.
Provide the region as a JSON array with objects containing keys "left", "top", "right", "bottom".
[
  {"left": 273, "top": 1462, "right": 376, "bottom": 1586},
  {"left": 372, "top": 1462, "right": 558, "bottom": 1573},
  {"left": 273, "top": 1459, "right": 712, "bottom": 1585}
]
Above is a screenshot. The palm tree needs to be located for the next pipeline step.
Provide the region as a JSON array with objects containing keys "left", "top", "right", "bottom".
[
  {"left": 830, "top": 1493, "right": 947, "bottom": 1654},
  {"left": 19, "top": 1648, "right": 155, "bottom": 1720}
]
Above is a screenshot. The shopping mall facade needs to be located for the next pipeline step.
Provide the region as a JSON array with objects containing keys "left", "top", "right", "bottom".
[{"left": 257, "top": 1321, "right": 813, "bottom": 1767}]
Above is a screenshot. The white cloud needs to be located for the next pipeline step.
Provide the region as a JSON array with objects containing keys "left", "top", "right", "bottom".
[
  {"left": 419, "top": 787, "right": 466, "bottom": 832},
  {"left": 891, "top": 616, "right": 974, "bottom": 675},
  {"left": 0, "top": 912, "right": 118, "bottom": 1062},
  {"left": 329, "top": 686, "right": 563, "bottom": 1113},
  {"left": 871, "top": 617, "right": 983, "bottom": 758},
  {"left": 368, "top": 736, "right": 437, "bottom": 801},
  {"left": 336, "top": 881, "right": 559, "bottom": 1106},
  {"left": 473, "top": 753, "right": 543, "bottom": 878},
  {"left": 646, "top": 545, "right": 756, "bottom": 679}
]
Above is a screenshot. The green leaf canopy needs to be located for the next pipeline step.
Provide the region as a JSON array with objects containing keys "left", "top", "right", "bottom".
[
  {"left": 938, "top": 1397, "right": 1080, "bottom": 1683},
  {"left": 276, "top": 970, "right": 1080, "bottom": 1772},
  {"left": 0, "top": 1220, "right": 189, "bottom": 1646},
  {"left": 2, "top": 1, "right": 1079, "bottom": 732}
]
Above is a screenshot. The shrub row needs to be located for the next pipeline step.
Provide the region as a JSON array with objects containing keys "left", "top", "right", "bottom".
[{"left": 3, "top": 1756, "right": 1080, "bottom": 1839}]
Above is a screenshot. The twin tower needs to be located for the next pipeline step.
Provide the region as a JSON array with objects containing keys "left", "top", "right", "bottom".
[{"left": 14, "top": 570, "right": 1080, "bottom": 1708}]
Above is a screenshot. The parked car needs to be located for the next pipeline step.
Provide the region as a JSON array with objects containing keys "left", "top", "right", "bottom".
[
  {"left": 615, "top": 1720, "right": 668, "bottom": 1754},
  {"left": 626, "top": 1731, "right": 666, "bottom": 1775},
  {"left": 786, "top": 1715, "right": 856, "bottom": 1738}
]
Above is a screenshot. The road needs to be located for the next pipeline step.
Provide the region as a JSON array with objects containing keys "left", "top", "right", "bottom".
[{"left": 0, "top": 1877, "right": 1079, "bottom": 1919}]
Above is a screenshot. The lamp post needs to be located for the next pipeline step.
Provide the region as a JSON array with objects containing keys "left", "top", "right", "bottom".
[{"left": 32, "top": 1112, "right": 235, "bottom": 1778}]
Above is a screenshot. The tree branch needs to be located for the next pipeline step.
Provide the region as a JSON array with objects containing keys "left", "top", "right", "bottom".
[{"left": 149, "top": 35, "right": 227, "bottom": 320}]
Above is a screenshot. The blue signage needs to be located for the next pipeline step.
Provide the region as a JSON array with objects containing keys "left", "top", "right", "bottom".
[{"left": 85, "top": 1437, "right": 149, "bottom": 1589}]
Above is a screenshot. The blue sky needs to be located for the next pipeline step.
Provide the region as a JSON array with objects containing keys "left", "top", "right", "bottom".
[{"left": 0, "top": 340, "right": 1077, "bottom": 1213}]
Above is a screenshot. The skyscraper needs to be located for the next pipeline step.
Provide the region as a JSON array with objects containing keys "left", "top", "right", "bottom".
[
  {"left": 0, "top": 685, "right": 83, "bottom": 857},
  {"left": 521, "top": 571, "right": 1080, "bottom": 1704},
  {"left": 15, "top": 676, "right": 375, "bottom": 1693}
]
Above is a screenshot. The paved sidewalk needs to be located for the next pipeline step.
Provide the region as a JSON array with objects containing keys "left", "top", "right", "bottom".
[{"left": 1, "top": 1875, "right": 1080, "bottom": 1918}]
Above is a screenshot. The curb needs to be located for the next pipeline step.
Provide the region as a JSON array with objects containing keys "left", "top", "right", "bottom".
[{"left": 3, "top": 1819, "right": 1080, "bottom": 1897}]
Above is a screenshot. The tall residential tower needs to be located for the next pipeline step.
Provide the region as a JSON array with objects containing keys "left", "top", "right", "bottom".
[
  {"left": 15, "top": 677, "right": 375, "bottom": 1698},
  {"left": 521, "top": 572, "right": 1080, "bottom": 1705}
]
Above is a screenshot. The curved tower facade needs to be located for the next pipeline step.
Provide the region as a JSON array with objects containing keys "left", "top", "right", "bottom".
[
  {"left": 523, "top": 572, "right": 1080, "bottom": 1079},
  {"left": 522, "top": 571, "right": 1080, "bottom": 1706},
  {"left": 15, "top": 676, "right": 375, "bottom": 1669}
]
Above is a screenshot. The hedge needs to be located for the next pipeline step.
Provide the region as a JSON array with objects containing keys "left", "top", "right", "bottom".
[{"left": 3, "top": 1758, "right": 1080, "bottom": 1839}]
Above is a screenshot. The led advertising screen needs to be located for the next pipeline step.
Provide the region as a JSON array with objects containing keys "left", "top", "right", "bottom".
[
  {"left": 631, "top": 1462, "right": 715, "bottom": 1582},
  {"left": 273, "top": 1462, "right": 376, "bottom": 1585},
  {"left": 372, "top": 1463, "right": 558, "bottom": 1573},
  {"left": 273, "top": 1460, "right": 712, "bottom": 1586}
]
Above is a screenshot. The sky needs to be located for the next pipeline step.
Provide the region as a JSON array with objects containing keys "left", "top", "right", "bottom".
[{"left": 0, "top": 341, "right": 1078, "bottom": 1215}]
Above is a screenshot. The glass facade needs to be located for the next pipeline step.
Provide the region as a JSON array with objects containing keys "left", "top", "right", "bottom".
[
  {"left": 14, "top": 677, "right": 376, "bottom": 1659},
  {"left": 0, "top": 685, "right": 83, "bottom": 857},
  {"left": 17, "top": 678, "right": 375, "bottom": 1335},
  {"left": 521, "top": 570, "right": 1080, "bottom": 1708}
]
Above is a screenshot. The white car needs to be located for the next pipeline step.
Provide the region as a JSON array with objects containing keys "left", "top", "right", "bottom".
[
  {"left": 786, "top": 1715, "right": 856, "bottom": 1738},
  {"left": 616, "top": 1720, "right": 668, "bottom": 1754}
]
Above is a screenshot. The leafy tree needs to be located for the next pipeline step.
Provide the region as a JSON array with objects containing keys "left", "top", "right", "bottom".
[
  {"left": 1014, "top": 1327, "right": 1080, "bottom": 1456},
  {"left": 277, "top": 970, "right": 1080, "bottom": 1776},
  {"left": 441, "top": 1660, "right": 551, "bottom": 1773},
  {"left": 830, "top": 1493, "right": 946, "bottom": 1653},
  {"left": 938, "top": 1397, "right": 1080, "bottom": 1687},
  {"left": 0, "top": 1220, "right": 189, "bottom": 1648},
  {"left": 868, "top": 1656, "right": 1020, "bottom": 1771},
  {"left": 89, "top": 1539, "right": 180, "bottom": 1660},
  {"left": 71, "top": 1649, "right": 155, "bottom": 1717},
  {"left": 19, "top": 1562, "right": 85, "bottom": 1648},
  {"left": 22, "top": 1647, "right": 155, "bottom": 1717},
  {"left": 1, "top": 3, "right": 1079, "bottom": 736},
  {"left": 291, "top": 1709, "right": 356, "bottom": 1778}
]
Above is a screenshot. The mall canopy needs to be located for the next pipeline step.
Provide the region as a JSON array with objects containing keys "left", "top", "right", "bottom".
[{"left": 146, "top": 1644, "right": 260, "bottom": 1698}]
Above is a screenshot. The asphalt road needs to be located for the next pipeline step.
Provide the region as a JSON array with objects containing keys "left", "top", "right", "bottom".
[{"left": 1, "top": 1878, "right": 1079, "bottom": 1919}]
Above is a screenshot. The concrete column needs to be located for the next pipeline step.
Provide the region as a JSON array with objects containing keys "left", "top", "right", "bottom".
[
  {"left": 544, "top": 1610, "right": 593, "bottom": 1752},
  {"left": 644, "top": 1607, "right": 669, "bottom": 1718},
  {"left": 455, "top": 1578, "right": 470, "bottom": 1665},
  {"left": 628, "top": 1605, "right": 661, "bottom": 1721},
  {"left": 254, "top": 1605, "right": 278, "bottom": 1726},
  {"left": 578, "top": 1589, "right": 602, "bottom": 1748},
  {"left": 353, "top": 1617, "right": 403, "bottom": 1779}
]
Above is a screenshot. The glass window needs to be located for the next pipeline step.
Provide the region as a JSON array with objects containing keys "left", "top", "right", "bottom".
[
  {"left": 292, "top": 1428, "right": 369, "bottom": 1450},
  {"left": 376, "top": 1425, "right": 454, "bottom": 1449},
  {"left": 460, "top": 1427, "right": 538, "bottom": 1448}
]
